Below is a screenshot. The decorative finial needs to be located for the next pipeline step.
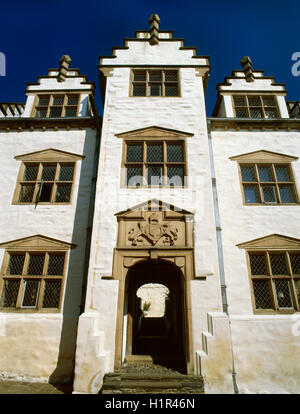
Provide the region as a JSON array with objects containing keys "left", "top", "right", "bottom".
[
  {"left": 149, "top": 14, "right": 160, "bottom": 45},
  {"left": 57, "top": 55, "right": 72, "bottom": 82},
  {"left": 240, "top": 56, "right": 254, "bottom": 82}
]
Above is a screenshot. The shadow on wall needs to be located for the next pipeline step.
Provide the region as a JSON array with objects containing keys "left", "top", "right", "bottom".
[{"left": 48, "top": 128, "right": 98, "bottom": 390}]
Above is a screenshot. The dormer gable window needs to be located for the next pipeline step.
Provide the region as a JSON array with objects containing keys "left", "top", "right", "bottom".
[
  {"left": 34, "top": 94, "right": 80, "bottom": 118},
  {"left": 233, "top": 95, "right": 279, "bottom": 119}
]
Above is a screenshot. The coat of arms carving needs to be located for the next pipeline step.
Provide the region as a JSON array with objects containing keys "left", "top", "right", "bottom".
[{"left": 128, "top": 213, "right": 178, "bottom": 246}]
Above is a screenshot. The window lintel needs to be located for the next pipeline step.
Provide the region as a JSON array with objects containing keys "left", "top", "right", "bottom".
[
  {"left": 237, "top": 234, "right": 300, "bottom": 250},
  {"left": 0, "top": 235, "right": 76, "bottom": 251},
  {"left": 230, "top": 150, "right": 298, "bottom": 164},
  {"left": 15, "top": 148, "right": 85, "bottom": 163}
]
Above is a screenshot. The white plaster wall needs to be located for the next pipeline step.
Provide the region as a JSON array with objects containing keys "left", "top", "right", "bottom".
[
  {"left": 102, "top": 41, "right": 208, "bottom": 66},
  {"left": 0, "top": 127, "right": 96, "bottom": 381},
  {"left": 212, "top": 128, "right": 300, "bottom": 392}
]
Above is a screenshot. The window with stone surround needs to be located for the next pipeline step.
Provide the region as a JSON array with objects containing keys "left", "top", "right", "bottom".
[
  {"left": 230, "top": 150, "right": 299, "bottom": 205},
  {"left": 131, "top": 70, "right": 179, "bottom": 97},
  {"left": 249, "top": 251, "right": 300, "bottom": 312},
  {"left": 124, "top": 141, "right": 186, "bottom": 187},
  {"left": 13, "top": 149, "right": 84, "bottom": 205},
  {"left": 0, "top": 250, "right": 67, "bottom": 310},
  {"left": 232, "top": 95, "right": 279, "bottom": 119},
  {"left": 240, "top": 164, "right": 298, "bottom": 204},
  {"left": 240, "top": 164, "right": 297, "bottom": 204},
  {"left": 34, "top": 94, "right": 80, "bottom": 118},
  {"left": 15, "top": 162, "right": 75, "bottom": 204}
]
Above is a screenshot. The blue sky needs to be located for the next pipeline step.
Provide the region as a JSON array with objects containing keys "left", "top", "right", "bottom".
[{"left": 0, "top": 0, "right": 299, "bottom": 115}]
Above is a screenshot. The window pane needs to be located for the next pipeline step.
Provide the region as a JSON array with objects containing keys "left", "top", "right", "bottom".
[
  {"left": 250, "top": 254, "right": 267, "bottom": 275},
  {"left": 49, "top": 107, "right": 62, "bottom": 117},
  {"left": 65, "top": 107, "right": 77, "bottom": 117},
  {"left": 167, "top": 166, "right": 184, "bottom": 186},
  {"left": 165, "top": 71, "right": 178, "bottom": 81},
  {"left": 147, "top": 144, "right": 163, "bottom": 162},
  {"left": 132, "top": 84, "right": 146, "bottom": 96},
  {"left": 19, "top": 184, "right": 35, "bottom": 202},
  {"left": 42, "top": 281, "right": 61, "bottom": 308},
  {"left": 167, "top": 144, "right": 183, "bottom": 162},
  {"left": 149, "top": 84, "right": 161, "bottom": 96},
  {"left": 48, "top": 254, "right": 65, "bottom": 276},
  {"left": 22, "top": 280, "right": 40, "bottom": 307},
  {"left": 244, "top": 185, "right": 259, "bottom": 203},
  {"left": 165, "top": 84, "right": 179, "bottom": 96},
  {"left": 262, "top": 186, "right": 277, "bottom": 203},
  {"left": 39, "top": 183, "right": 53, "bottom": 202},
  {"left": 36, "top": 108, "right": 47, "bottom": 118},
  {"left": 126, "top": 166, "right": 143, "bottom": 186},
  {"left": 265, "top": 109, "right": 277, "bottom": 119},
  {"left": 23, "top": 165, "right": 38, "bottom": 181},
  {"left": 270, "top": 254, "right": 287, "bottom": 275},
  {"left": 274, "top": 280, "right": 293, "bottom": 308},
  {"left": 59, "top": 165, "right": 74, "bottom": 181},
  {"left": 67, "top": 95, "right": 79, "bottom": 105},
  {"left": 133, "top": 71, "right": 146, "bottom": 81},
  {"left": 7, "top": 254, "right": 25, "bottom": 275},
  {"left": 290, "top": 254, "right": 300, "bottom": 275},
  {"left": 233, "top": 96, "right": 246, "bottom": 106},
  {"left": 27, "top": 254, "right": 45, "bottom": 275},
  {"left": 38, "top": 95, "right": 50, "bottom": 106},
  {"left": 275, "top": 166, "right": 290, "bottom": 182},
  {"left": 258, "top": 166, "right": 273, "bottom": 182},
  {"left": 55, "top": 184, "right": 71, "bottom": 202},
  {"left": 253, "top": 280, "right": 272, "bottom": 309},
  {"left": 42, "top": 165, "right": 56, "bottom": 181},
  {"left": 235, "top": 109, "right": 248, "bottom": 118},
  {"left": 279, "top": 186, "right": 295, "bottom": 203},
  {"left": 248, "top": 96, "right": 261, "bottom": 106},
  {"left": 52, "top": 95, "right": 64, "bottom": 105},
  {"left": 241, "top": 166, "right": 255, "bottom": 182},
  {"left": 262, "top": 96, "right": 276, "bottom": 107},
  {"left": 250, "top": 108, "right": 263, "bottom": 118},
  {"left": 0, "top": 280, "right": 20, "bottom": 307},
  {"left": 149, "top": 71, "right": 162, "bottom": 81},
  {"left": 147, "top": 166, "right": 163, "bottom": 185},
  {"left": 126, "top": 144, "right": 143, "bottom": 162}
]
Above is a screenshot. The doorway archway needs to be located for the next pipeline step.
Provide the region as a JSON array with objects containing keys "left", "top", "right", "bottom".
[{"left": 124, "top": 259, "right": 187, "bottom": 373}]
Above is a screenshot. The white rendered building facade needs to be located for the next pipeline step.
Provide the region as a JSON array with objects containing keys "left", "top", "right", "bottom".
[{"left": 0, "top": 17, "right": 300, "bottom": 394}]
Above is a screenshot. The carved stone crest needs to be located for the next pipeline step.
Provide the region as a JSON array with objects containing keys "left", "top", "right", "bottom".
[{"left": 128, "top": 213, "right": 178, "bottom": 246}]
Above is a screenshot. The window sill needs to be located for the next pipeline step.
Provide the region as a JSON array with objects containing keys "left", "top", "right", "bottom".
[
  {"left": 12, "top": 202, "right": 72, "bottom": 205},
  {"left": 0, "top": 308, "right": 61, "bottom": 313}
]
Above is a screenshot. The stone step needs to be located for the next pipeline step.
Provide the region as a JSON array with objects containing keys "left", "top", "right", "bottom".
[{"left": 101, "top": 367, "right": 204, "bottom": 394}]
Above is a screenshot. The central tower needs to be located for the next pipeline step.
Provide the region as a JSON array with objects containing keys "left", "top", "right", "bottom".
[{"left": 73, "top": 15, "right": 231, "bottom": 394}]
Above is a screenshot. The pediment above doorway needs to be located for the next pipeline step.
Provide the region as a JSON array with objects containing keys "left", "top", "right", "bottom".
[{"left": 115, "top": 199, "right": 194, "bottom": 248}]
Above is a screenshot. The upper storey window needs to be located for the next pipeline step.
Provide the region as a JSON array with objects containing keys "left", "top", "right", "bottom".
[
  {"left": 34, "top": 94, "right": 80, "bottom": 118},
  {"left": 15, "top": 162, "right": 75, "bottom": 204},
  {"left": 240, "top": 164, "right": 298, "bottom": 204},
  {"left": 131, "top": 70, "right": 179, "bottom": 97},
  {"left": 233, "top": 95, "right": 279, "bottom": 119},
  {"left": 124, "top": 141, "right": 185, "bottom": 187}
]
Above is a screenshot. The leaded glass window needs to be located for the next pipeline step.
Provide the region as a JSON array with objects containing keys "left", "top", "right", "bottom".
[
  {"left": 124, "top": 141, "right": 186, "bottom": 187},
  {"left": 0, "top": 251, "right": 66, "bottom": 310},
  {"left": 233, "top": 95, "right": 279, "bottom": 118},
  {"left": 132, "top": 70, "right": 179, "bottom": 97},
  {"left": 249, "top": 251, "right": 300, "bottom": 312},
  {"left": 240, "top": 163, "right": 297, "bottom": 204},
  {"left": 34, "top": 94, "right": 80, "bottom": 118},
  {"left": 17, "top": 162, "right": 75, "bottom": 204}
]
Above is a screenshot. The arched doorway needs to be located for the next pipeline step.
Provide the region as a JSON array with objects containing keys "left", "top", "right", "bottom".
[{"left": 123, "top": 259, "right": 187, "bottom": 373}]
